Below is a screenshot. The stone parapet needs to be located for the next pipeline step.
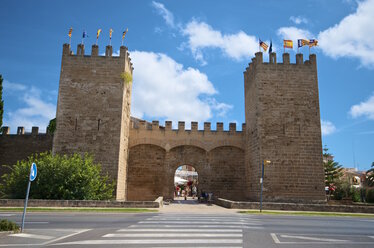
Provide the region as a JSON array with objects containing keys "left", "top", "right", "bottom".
[
  {"left": 129, "top": 120, "right": 245, "bottom": 152},
  {"left": 215, "top": 198, "right": 374, "bottom": 214}
]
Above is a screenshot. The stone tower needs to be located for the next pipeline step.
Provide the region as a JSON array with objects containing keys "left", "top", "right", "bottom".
[
  {"left": 244, "top": 52, "right": 325, "bottom": 203},
  {"left": 52, "top": 44, "right": 133, "bottom": 200}
]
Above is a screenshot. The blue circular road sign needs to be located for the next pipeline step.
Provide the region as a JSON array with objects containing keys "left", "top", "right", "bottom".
[{"left": 29, "top": 163, "right": 37, "bottom": 181}]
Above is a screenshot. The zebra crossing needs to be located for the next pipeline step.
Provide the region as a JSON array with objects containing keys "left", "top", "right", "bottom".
[{"left": 55, "top": 214, "right": 263, "bottom": 247}]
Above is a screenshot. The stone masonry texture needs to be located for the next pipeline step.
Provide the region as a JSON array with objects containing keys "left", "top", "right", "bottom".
[
  {"left": 52, "top": 44, "right": 133, "bottom": 200},
  {"left": 0, "top": 46, "right": 326, "bottom": 203}
]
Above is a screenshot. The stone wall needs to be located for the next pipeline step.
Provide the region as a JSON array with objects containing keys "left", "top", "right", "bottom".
[
  {"left": 52, "top": 44, "right": 133, "bottom": 200},
  {"left": 244, "top": 52, "right": 326, "bottom": 203},
  {"left": 127, "top": 123, "right": 247, "bottom": 201},
  {"left": 0, "top": 127, "right": 53, "bottom": 177},
  {"left": 215, "top": 198, "right": 374, "bottom": 213},
  {"left": 0, "top": 199, "right": 160, "bottom": 208}
]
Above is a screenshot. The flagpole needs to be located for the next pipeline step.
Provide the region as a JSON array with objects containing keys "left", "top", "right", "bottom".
[
  {"left": 258, "top": 38, "right": 260, "bottom": 52},
  {"left": 121, "top": 38, "right": 124, "bottom": 46},
  {"left": 69, "top": 36, "right": 71, "bottom": 46}
]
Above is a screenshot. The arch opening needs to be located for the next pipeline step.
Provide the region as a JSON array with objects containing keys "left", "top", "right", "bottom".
[{"left": 174, "top": 165, "right": 198, "bottom": 202}]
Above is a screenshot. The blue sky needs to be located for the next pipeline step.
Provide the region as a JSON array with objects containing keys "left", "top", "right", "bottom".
[{"left": 0, "top": 0, "right": 373, "bottom": 170}]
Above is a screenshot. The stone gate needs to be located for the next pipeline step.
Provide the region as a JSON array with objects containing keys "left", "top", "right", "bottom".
[{"left": 1, "top": 43, "right": 326, "bottom": 203}]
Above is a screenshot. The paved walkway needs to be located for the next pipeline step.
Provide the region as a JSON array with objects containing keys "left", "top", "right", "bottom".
[{"left": 160, "top": 197, "right": 240, "bottom": 214}]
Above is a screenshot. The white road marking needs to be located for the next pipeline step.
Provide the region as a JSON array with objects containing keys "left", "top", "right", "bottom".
[
  {"left": 369, "top": 236, "right": 374, "bottom": 239},
  {"left": 270, "top": 233, "right": 280, "bottom": 244},
  {"left": 42, "top": 229, "right": 91, "bottom": 245},
  {"left": 129, "top": 224, "right": 263, "bottom": 229},
  {"left": 0, "top": 229, "right": 91, "bottom": 247},
  {"left": 16, "top": 221, "right": 49, "bottom": 224},
  {"left": 280, "top": 234, "right": 348, "bottom": 242},
  {"left": 53, "top": 239, "right": 243, "bottom": 245},
  {"left": 0, "top": 214, "right": 15, "bottom": 217},
  {"left": 117, "top": 228, "right": 242, "bottom": 232},
  {"left": 103, "top": 233, "right": 243, "bottom": 238},
  {"left": 139, "top": 221, "right": 261, "bottom": 225},
  {"left": 9, "top": 233, "right": 54, "bottom": 240}
]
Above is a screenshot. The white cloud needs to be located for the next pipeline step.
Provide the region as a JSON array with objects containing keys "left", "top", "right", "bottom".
[
  {"left": 321, "top": 120, "right": 337, "bottom": 136},
  {"left": 350, "top": 93, "right": 374, "bottom": 120},
  {"left": 318, "top": 0, "right": 374, "bottom": 68},
  {"left": 277, "top": 26, "right": 314, "bottom": 50},
  {"left": 182, "top": 20, "right": 258, "bottom": 64},
  {"left": 3, "top": 84, "right": 56, "bottom": 133},
  {"left": 289, "top": 16, "right": 308, "bottom": 25},
  {"left": 3, "top": 80, "right": 27, "bottom": 91},
  {"left": 130, "top": 50, "right": 232, "bottom": 124},
  {"left": 151, "top": 1, "right": 175, "bottom": 28}
]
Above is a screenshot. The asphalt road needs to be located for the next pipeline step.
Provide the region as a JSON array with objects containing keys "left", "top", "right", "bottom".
[{"left": 0, "top": 208, "right": 373, "bottom": 247}]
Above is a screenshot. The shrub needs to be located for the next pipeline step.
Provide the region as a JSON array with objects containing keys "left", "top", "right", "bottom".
[
  {"left": 350, "top": 188, "right": 361, "bottom": 202},
  {"left": 366, "top": 189, "right": 374, "bottom": 203},
  {"left": 0, "top": 152, "right": 115, "bottom": 200},
  {"left": 0, "top": 219, "right": 20, "bottom": 232},
  {"left": 333, "top": 182, "right": 350, "bottom": 200}
]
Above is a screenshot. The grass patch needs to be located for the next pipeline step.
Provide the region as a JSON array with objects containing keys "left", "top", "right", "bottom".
[
  {"left": 239, "top": 209, "right": 374, "bottom": 218},
  {"left": 0, "top": 207, "right": 158, "bottom": 213},
  {"left": 0, "top": 219, "right": 20, "bottom": 232}
]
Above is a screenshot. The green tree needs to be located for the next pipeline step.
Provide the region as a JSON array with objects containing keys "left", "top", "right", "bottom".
[
  {"left": 366, "top": 162, "right": 374, "bottom": 187},
  {"left": 323, "top": 147, "right": 343, "bottom": 186},
  {"left": 0, "top": 74, "right": 3, "bottom": 134},
  {"left": 47, "top": 118, "right": 56, "bottom": 134},
  {"left": 0, "top": 152, "right": 115, "bottom": 200}
]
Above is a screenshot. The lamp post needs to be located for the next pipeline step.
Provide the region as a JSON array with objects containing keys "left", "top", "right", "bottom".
[{"left": 260, "top": 160, "right": 271, "bottom": 212}]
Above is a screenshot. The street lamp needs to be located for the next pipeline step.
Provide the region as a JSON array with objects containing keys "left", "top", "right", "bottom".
[{"left": 260, "top": 160, "right": 271, "bottom": 212}]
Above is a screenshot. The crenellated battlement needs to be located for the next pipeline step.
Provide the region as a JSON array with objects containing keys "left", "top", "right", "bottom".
[
  {"left": 129, "top": 119, "right": 246, "bottom": 152},
  {"left": 1, "top": 126, "right": 51, "bottom": 135},
  {"left": 62, "top": 44, "right": 134, "bottom": 72},
  {"left": 130, "top": 119, "right": 246, "bottom": 133},
  {"left": 244, "top": 52, "right": 317, "bottom": 74}
]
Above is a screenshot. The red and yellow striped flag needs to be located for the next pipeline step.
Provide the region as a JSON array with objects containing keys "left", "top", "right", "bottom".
[
  {"left": 109, "top": 28, "right": 113, "bottom": 39},
  {"left": 283, "top": 40, "right": 293, "bottom": 49},
  {"left": 97, "top": 29, "right": 102, "bottom": 39},
  {"left": 122, "top": 28, "right": 128, "bottom": 40},
  {"left": 68, "top": 27, "right": 73, "bottom": 38},
  {"left": 259, "top": 40, "right": 268, "bottom": 51}
]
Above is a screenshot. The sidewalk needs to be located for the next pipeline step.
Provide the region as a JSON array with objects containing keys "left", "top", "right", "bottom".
[{"left": 160, "top": 197, "right": 239, "bottom": 214}]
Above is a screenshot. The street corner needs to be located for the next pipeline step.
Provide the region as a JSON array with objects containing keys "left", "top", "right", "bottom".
[{"left": 0, "top": 228, "right": 90, "bottom": 247}]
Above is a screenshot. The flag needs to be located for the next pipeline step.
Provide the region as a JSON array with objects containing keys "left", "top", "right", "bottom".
[
  {"left": 309, "top": 39, "right": 318, "bottom": 47},
  {"left": 259, "top": 39, "right": 268, "bottom": 51},
  {"left": 96, "top": 29, "right": 102, "bottom": 39},
  {"left": 283, "top": 40, "right": 293, "bottom": 49},
  {"left": 109, "top": 28, "right": 113, "bottom": 39},
  {"left": 298, "top": 39, "right": 309, "bottom": 48},
  {"left": 68, "top": 27, "right": 73, "bottom": 38},
  {"left": 122, "top": 28, "right": 128, "bottom": 40},
  {"left": 269, "top": 40, "right": 272, "bottom": 53},
  {"left": 82, "top": 31, "right": 88, "bottom": 38}
]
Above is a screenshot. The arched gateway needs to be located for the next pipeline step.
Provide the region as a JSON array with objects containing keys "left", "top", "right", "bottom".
[
  {"left": 127, "top": 121, "right": 247, "bottom": 201},
  {"left": 52, "top": 44, "right": 326, "bottom": 203}
]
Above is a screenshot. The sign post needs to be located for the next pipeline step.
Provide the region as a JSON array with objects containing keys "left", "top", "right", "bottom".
[{"left": 21, "top": 162, "right": 37, "bottom": 232}]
